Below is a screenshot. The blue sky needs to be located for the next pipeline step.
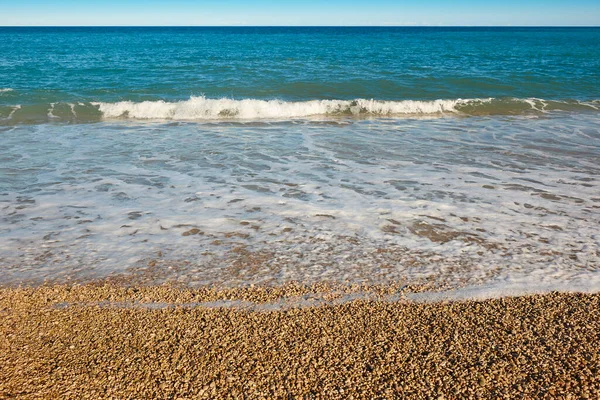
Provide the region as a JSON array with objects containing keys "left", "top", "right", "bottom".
[{"left": 1, "top": 0, "right": 598, "bottom": 26}]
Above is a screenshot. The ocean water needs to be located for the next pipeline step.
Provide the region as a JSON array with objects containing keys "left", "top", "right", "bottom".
[{"left": 1, "top": 27, "right": 599, "bottom": 294}]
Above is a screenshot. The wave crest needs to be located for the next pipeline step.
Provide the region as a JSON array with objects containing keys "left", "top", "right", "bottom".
[
  {"left": 2, "top": 97, "right": 599, "bottom": 125},
  {"left": 93, "top": 97, "right": 474, "bottom": 120}
]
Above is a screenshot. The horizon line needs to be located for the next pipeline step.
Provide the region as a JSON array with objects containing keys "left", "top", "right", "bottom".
[{"left": 1, "top": 25, "right": 599, "bottom": 28}]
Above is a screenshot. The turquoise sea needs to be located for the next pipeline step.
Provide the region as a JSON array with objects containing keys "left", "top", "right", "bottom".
[{"left": 1, "top": 27, "right": 599, "bottom": 295}]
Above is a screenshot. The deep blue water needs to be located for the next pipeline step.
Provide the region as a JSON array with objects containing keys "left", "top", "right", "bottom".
[{"left": 0, "top": 27, "right": 599, "bottom": 123}]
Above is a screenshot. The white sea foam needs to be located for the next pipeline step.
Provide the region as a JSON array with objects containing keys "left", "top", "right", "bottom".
[
  {"left": 1, "top": 114, "right": 599, "bottom": 295},
  {"left": 0, "top": 88, "right": 13, "bottom": 93},
  {"left": 4, "top": 105, "right": 21, "bottom": 120},
  {"left": 93, "top": 97, "right": 485, "bottom": 120},
  {"left": 407, "top": 278, "right": 600, "bottom": 302},
  {"left": 1, "top": 97, "right": 597, "bottom": 125},
  {"left": 47, "top": 103, "right": 58, "bottom": 119},
  {"left": 91, "top": 97, "right": 600, "bottom": 121}
]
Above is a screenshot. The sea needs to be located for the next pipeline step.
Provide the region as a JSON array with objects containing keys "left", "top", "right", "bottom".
[{"left": 1, "top": 27, "right": 599, "bottom": 296}]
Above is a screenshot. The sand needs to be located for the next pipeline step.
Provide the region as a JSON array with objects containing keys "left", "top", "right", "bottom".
[{"left": 1, "top": 284, "right": 599, "bottom": 399}]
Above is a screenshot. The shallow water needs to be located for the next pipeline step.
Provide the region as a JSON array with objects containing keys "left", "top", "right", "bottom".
[{"left": 1, "top": 114, "right": 599, "bottom": 290}]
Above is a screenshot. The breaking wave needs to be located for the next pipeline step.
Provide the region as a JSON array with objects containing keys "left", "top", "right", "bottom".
[
  {"left": 95, "top": 97, "right": 473, "bottom": 119},
  {"left": 93, "top": 97, "right": 600, "bottom": 120},
  {"left": 1, "top": 97, "right": 599, "bottom": 124}
]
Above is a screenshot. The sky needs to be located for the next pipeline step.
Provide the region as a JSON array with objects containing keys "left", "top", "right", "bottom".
[{"left": 1, "top": 0, "right": 599, "bottom": 26}]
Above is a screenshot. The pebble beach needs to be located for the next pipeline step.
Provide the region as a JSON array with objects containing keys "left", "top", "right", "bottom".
[{"left": 1, "top": 284, "right": 599, "bottom": 399}]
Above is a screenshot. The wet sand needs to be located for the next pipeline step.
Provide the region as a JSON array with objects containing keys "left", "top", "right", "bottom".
[{"left": 1, "top": 284, "right": 599, "bottom": 399}]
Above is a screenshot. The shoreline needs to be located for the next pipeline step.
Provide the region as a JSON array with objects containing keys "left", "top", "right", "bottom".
[{"left": 2, "top": 283, "right": 599, "bottom": 398}]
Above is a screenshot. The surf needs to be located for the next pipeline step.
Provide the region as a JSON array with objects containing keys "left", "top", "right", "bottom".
[{"left": 1, "top": 97, "right": 599, "bottom": 125}]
